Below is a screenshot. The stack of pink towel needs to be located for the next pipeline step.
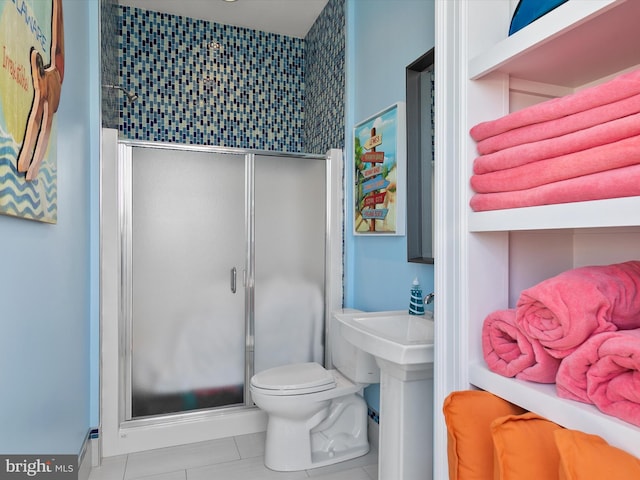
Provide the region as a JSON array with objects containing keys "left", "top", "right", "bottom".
[
  {"left": 469, "top": 68, "right": 640, "bottom": 212},
  {"left": 481, "top": 260, "right": 640, "bottom": 427}
]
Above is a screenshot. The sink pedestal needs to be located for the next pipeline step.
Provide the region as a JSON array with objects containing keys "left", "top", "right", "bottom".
[
  {"left": 376, "top": 359, "right": 434, "bottom": 480},
  {"left": 333, "top": 310, "right": 435, "bottom": 480}
]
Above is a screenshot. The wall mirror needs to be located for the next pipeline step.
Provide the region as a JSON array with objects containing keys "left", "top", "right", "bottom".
[{"left": 406, "top": 48, "right": 434, "bottom": 264}]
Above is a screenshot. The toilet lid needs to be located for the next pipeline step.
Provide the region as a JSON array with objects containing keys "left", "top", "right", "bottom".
[{"left": 251, "top": 362, "right": 336, "bottom": 395}]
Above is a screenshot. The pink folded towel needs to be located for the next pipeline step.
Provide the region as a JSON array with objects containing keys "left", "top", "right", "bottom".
[
  {"left": 556, "top": 329, "right": 640, "bottom": 427},
  {"left": 471, "top": 135, "right": 640, "bottom": 193},
  {"left": 475, "top": 92, "right": 640, "bottom": 155},
  {"left": 482, "top": 309, "right": 561, "bottom": 383},
  {"left": 470, "top": 67, "right": 640, "bottom": 141},
  {"left": 469, "top": 163, "right": 640, "bottom": 212},
  {"left": 515, "top": 261, "right": 640, "bottom": 359},
  {"left": 473, "top": 112, "right": 640, "bottom": 175}
]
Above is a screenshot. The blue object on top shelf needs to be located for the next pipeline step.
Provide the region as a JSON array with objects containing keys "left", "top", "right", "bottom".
[{"left": 509, "top": 0, "right": 569, "bottom": 36}]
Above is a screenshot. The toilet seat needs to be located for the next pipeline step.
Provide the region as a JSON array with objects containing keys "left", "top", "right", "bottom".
[{"left": 251, "top": 362, "right": 336, "bottom": 396}]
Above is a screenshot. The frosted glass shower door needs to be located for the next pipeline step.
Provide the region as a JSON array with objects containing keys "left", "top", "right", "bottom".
[
  {"left": 253, "top": 155, "right": 327, "bottom": 375},
  {"left": 129, "top": 147, "right": 247, "bottom": 418}
]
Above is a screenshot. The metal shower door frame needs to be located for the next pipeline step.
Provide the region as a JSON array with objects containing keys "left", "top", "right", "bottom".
[
  {"left": 117, "top": 141, "right": 331, "bottom": 427},
  {"left": 100, "top": 127, "right": 343, "bottom": 455}
]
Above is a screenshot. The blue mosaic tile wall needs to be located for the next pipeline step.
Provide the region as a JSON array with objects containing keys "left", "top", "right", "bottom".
[
  {"left": 119, "top": 6, "right": 305, "bottom": 151},
  {"left": 304, "top": 0, "right": 345, "bottom": 154},
  {"left": 100, "top": 0, "right": 120, "bottom": 129},
  {"left": 105, "top": 3, "right": 345, "bottom": 153}
]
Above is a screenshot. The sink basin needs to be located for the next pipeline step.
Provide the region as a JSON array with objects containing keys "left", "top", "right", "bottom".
[{"left": 334, "top": 310, "right": 434, "bottom": 366}]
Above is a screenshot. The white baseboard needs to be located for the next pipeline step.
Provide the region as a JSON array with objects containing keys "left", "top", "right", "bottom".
[
  {"left": 77, "top": 431, "right": 94, "bottom": 480},
  {"left": 91, "top": 437, "right": 100, "bottom": 467}
]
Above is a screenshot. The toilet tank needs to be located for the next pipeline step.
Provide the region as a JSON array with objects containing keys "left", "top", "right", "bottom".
[{"left": 330, "top": 309, "right": 380, "bottom": 384}]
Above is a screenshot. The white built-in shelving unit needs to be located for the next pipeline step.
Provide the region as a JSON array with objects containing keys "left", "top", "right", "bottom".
[{"left": 434, "top": 1, "right": 640, "bottom": 477}]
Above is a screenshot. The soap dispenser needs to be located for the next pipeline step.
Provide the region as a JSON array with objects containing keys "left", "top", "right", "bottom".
[{"left": 409, "top": 277, "right": 425, "bottom": 315}]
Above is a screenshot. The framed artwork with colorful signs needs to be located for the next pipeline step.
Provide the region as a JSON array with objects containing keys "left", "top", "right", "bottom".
[{"left": 353, "top": 102, "right": 406, "bottom": 235}]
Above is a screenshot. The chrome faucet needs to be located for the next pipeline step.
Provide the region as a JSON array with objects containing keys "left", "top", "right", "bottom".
[{"left": 425, "top": 292, "right": 435, "bottom": 305}]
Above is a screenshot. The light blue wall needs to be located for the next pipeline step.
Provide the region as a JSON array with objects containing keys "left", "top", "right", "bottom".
[
  {"left": 345, "top": 0, "right": 435, "bottom": 412},
  {"left": 89, "top": 0, "right": 101, "bottom": 434},
  {"left": 0, "top": 0, "right": 99, "bottom": 454}
]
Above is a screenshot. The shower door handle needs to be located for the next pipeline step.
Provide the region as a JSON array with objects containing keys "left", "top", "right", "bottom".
[{"left": 230, "top": 267, "right": 237, "bottom": 294}]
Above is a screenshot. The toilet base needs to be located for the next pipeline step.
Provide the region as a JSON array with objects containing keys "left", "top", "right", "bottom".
[
  {"left": 264, "top": 393, "right": 369, "bottom": 471},
  {"left": 308, "top": 444, "right": 370, "bottom": 470}
]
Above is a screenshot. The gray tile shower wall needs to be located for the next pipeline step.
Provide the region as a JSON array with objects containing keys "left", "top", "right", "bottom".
[
  {"left": 304, "top": 0, "right": 345, "bottom": 154},
  {"left": 119, "top": 6, "right": 305, "bottom": 151}
]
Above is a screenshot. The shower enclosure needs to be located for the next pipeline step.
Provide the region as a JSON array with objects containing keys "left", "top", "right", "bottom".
[{"left": 100, "top": 129, "right": 344, "bottom": 456}]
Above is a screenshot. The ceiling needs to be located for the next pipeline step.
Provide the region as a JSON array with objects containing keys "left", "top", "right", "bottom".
[{"left": 117, "top": 0, "right": 330, "bottom": 38}]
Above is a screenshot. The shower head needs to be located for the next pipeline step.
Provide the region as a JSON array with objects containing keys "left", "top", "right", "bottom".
[{"left": 103, "top": 84, "right": 138, "bottom": 102}]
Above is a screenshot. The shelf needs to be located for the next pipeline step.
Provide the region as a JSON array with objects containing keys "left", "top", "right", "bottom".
[
  {"left": 468, "top": 196, "right": 640, "bottom": 232},
  {"left": 469, "top": 0, "right": 640, "bottom": 87},
  {"left": 469, "top": 361, "right": 640, "bottom": 458},
  {"left": 442, "top": 0, "right": 640, "bottom": 474}
]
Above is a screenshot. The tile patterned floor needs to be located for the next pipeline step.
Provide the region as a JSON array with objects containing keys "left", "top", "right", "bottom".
[{"left": 89, "top": 432, "right": 378, "bottom": 480}]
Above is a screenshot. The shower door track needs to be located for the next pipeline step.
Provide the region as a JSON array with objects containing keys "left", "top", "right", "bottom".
[{"left": 117, "top": 138, "right": 326, "bottom": 160}]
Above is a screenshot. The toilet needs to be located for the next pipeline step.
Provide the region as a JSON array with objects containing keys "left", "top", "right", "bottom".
[{"left": 250, "top": 309, "right": 380, "bottom": 471}]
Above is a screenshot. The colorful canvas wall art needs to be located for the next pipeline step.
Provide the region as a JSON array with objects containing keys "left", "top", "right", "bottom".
[
  {"left": 0, "top": 0, "right": 63, "bottom": 223},
  {"left": 353, "top": 102, "right": 406, "bottom": 235}
]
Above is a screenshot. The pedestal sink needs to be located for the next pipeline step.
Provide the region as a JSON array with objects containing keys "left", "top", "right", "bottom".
[{"left": 334, "top": 310, "right": 434, "bottom": 480}]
